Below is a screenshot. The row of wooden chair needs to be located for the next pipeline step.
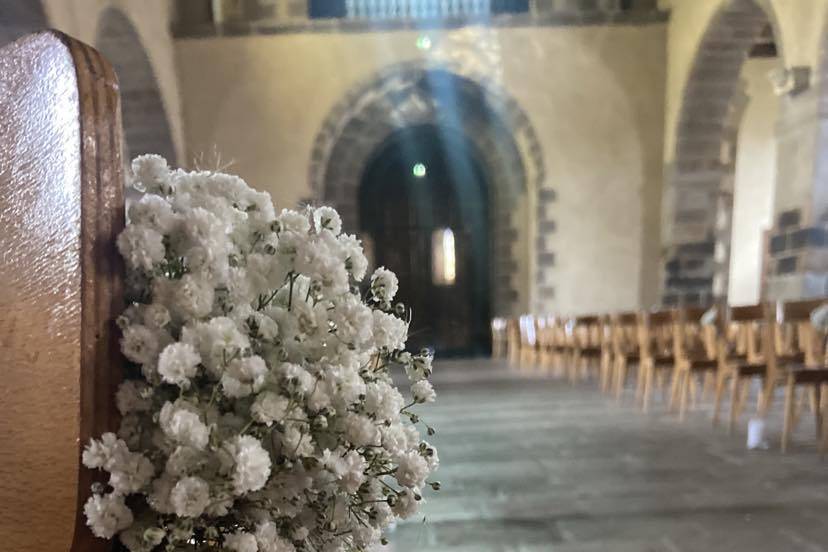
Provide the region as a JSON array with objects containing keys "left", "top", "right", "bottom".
[{"left": 491, "top": 298, "right": 828, "bottom": 453}]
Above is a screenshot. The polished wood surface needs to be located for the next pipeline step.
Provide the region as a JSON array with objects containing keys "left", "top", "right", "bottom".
[{"left": 0, "top": 31, "right": 124, "bottom": 551}]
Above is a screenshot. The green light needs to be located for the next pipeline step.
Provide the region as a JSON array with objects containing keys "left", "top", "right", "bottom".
[
  {"left": 416, "top": 35, "right": 432, "bottom": 50},
  {"left": 412, "top": 163, "right": 427, "bottom": 178}
]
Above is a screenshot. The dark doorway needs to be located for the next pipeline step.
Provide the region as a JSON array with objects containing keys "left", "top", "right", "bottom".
[{"left": 359, "top": 124, "right": 491, "bottom": 356}]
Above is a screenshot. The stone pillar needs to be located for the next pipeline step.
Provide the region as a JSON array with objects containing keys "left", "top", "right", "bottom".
[
  {"left": 661, "top": 169, "right": 723, "bottom": 306},
  {"left": 765, "top": 85, "right": 828, "bottom": 300}
]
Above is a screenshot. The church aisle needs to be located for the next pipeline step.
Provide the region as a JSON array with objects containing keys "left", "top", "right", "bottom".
[{"left": 389, "top": 359, "right": 828, "bottom": 552}]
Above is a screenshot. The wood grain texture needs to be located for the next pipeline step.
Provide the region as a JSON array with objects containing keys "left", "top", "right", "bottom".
[{"left": 0, "top": 31, "right": 124, "bottom": 551}]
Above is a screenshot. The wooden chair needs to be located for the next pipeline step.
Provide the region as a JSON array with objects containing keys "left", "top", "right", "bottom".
[
  {"left": 763, "top": 299, "right": 828, "bottom": 452},
  {"left": 548, "top": 315, "right": 573, "bottom": 377},
  {"left": 636, "top": 309, "right": 676, "bottom": 412},
  {"left": 490, "top": 317, "right": 508, "bottom": 358},
  {"left": 518, "top": 314, "right": 540, "bottom": 366},
  {"left": 569, "top": 315, "right": 606, "bottom": 383},
  {"left": 506, "top": 317, "right": 521, "bottom": 364},
  {"left": 670, "top": 305, "right": 719, "bottom": 420},
  {"left": 535, "top": 315, "right": 556, "bottom": 369},
  {"left": 0, "top": 32, "right": 125, "bottom": 551},
  {"left": 608, "top": 311, "right": 639, "bottom": 398},
  {"left": 711, "top": 303, "right": 770, "bottom": 432}
]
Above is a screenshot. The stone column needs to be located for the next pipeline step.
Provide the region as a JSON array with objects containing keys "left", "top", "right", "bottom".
[
  {"left": 661, "top": 169, "right": 722, "bottom": 306},
  {"left": 765, "top": 84, "right": 828, "bottom": 300}
]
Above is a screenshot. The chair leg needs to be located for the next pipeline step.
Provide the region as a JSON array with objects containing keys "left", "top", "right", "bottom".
[
  {"left": 669, "top": 367, "right": 681, "bottom": 412},
  {"left": 599, "top": 352, "right": 609, "bottom": 392},
  {"left": 642, "top": 362, "right": 655, "bottom": 412},
  {"left": 815, "top": 383, "right": 823, "bottom": 445},
  {"left": 702, "top": 372, "right": 714, "bottom": 401},
  {"left": 689, "top": 375, "right": 699, "bottom": 408},
  {"left": 679, "top": 370, "right": 689, "bottom": 421},
  {"left": 782, "top": 375, "right": 796, "bottom": 453},
  {"left": 728, "top": 376, "right": 740, "bottom": 435},
  {"left": 820, "top": 385, "right": 828, "bottom": 455},
  {"left": 735, "top": 379, "right": 749, "bottom": 420},
  {"left": 616, "top": 358, "right": 627, "bottom": 401},
  {"left": 568, "top": 353, "right": 577, "bottom": 384},
  {"left": 759, "top": 375, "right": 776, "bottom": 418},
  {"left": 713, "top": 369, "right": 728, "bottom": 427},
  {"left": 635, "top": 360, "right": 646, "bottom": 404}
]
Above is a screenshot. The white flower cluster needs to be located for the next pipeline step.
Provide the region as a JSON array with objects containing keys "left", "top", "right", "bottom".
[{"left": 83, "top": 156, "right": 439, "bottom": 551}]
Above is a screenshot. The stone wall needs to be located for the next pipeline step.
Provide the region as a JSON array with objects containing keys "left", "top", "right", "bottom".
[
  {"left": 663, "top": 0, "right": 828, "bottom": 304},
  {"left": 175, "top": 23, "right": 667, "bottom": 316},
  {"left": 40, "top": 0, "right": 186, "bottom": 164}
]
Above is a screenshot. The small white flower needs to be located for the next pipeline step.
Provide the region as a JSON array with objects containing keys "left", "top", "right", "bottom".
[
  {"left": 82, "top": 432, "right": 129, "bottom": 471},
  {"left": 395, "top": 450, "right": 430, "bottom": 488},
  {"left": 251, "top": 391, "right": 290, "bottom": 426},
  {"left": 109, "top": 451, "right": 154, "bottom": 494},
  {"left": 142, "top": 303, "right": 171, "bottom": 329},
  {"left": 121, "top": 324, "right": 161, "bottom": 365},
  {"left": 172, "top": 274, "right": 215, "bottom": 319},
  {"left": 411, "top": 380, "right": 436, "bottom": 404},
  {"left": 338, "top": 450, "right": 367, "bottom": 493},
  {"left": 117, "top": 225, "right": 166, "bottom": 272},
  {"left": 221, "top": 355, "right": 268, "bottom": 398},
  {"left": 115, "top": 380, "right": 152, "bottom": 415},
  {"left": 256, "top": 521, "right": 296, "bottom": 552},
  {"left": 364, "top": 381, "right": 405, "bottom": 421},
  {"left": 158, "top": 401, "right": 210, "bottom": 450},
  {"left": 223, "top": 435, "right": 271, "bottom": 495},
  {"left": 372, "top": 311, "right": 408, "bottom": 351},
  {"left": 147, "top": 474, "right": 176, "bottom": 514},
  {"left": 277, "top": 208, "right": 311, "bottom": 233},
  {"left": 165, "top": 445, "right": 201, "bottom": 477},
  {"left": 370, "top": 266, "right": 399, "bottom": 303},
  {"left": 393, "top": 487, "right": 422, "bottom": 519},
  {"left": 131, "top": 154, "right": 172, "bottom": 194},
  {"left": 128, "top": 194, "right": 176, "bottom": 234},
  {"left": 279, "top": 423, "right": 314, "bottom": 459},
  {"left": 118, "top": 521, "right": 165, "bottom": 552},
  {"left": 342, "top": 413, "right": 378, "bottom": 447},
  {"left": 313, "top": 206, "right": 342, "bottom": 235},
  {"left": 225, "top": 530, "right": 258, "bottom": 552},
  {"left": 169, "top": 476, "right": 210, "bottom": 518},
  {"left": 83, "top": 492, "right": 133, "bottom": 539},
  {"left": 157, "top": 342, "right": 201, "bottom": 388}
]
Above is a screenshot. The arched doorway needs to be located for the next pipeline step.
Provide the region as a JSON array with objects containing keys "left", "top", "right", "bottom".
[
  {"left": 310, "top": 62, "right": 549, "bottom": 322},
  {"left": 95, "top": 8, "right": 177, "bottom": 165},
  {"left": 664, "top": 0, "right": 782, "bottom": 306},
  {"left": 360, "top": 124, "right": 490, "bottom": 355}
]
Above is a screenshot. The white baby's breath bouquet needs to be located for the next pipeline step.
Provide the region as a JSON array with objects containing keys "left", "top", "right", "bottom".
[{"left": 82, "top": 156, "right": 439, "bottom": 552}]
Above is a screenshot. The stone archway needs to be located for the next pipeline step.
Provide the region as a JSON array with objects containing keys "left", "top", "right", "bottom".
[
  {"left": 0, "top": 1, "right": 47, "bottom": 47},
  {"left": 96, "top": 7, "right": 177, "bottom": 165},
  {"left": 664, "top": 0, "right": 780, "bottom": 306},
  {"left": 309, "top": 61, "right": 548, "bottom": 316}
]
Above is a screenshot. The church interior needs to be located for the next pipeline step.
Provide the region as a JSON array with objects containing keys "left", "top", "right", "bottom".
[{"left": 4, "top": 0, "right": 828, "bottom": 550}]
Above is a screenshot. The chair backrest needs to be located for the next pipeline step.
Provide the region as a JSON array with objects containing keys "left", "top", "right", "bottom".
[
  {"left": 673, "top": 305, "right": 716, "bottom": 361},
  {"left": 574, "top": 314, "right": 604, "bottom": 349},
  {"left": 490, "top": 317, "right": 507, "bottom": 357},
  {"left": 725, "top": 303, "right": 766, "bottom": 364},
  {"left": 777, "top": 298, "right": 827, "bottom": 368},
  {"left": 0, "top": 32, "right": 125, "bottom": 551},
  {"left": 519, "top": 314, "right": 538, "bottom": 348},
  {"left": 611, "top": 311, "right": 639, "bottom": 356},
  {"left": 638, "top": 309, "right": 674, "bottom": 361}
]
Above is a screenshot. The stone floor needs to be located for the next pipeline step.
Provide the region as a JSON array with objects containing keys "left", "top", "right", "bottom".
[{"left": 387, "top": 358, "right": 828, "bottom": 552}]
